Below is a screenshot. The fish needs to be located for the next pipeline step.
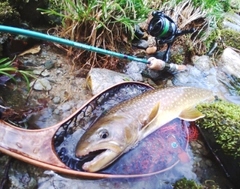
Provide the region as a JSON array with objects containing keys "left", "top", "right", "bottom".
[{"left": 75, "top": 86, "right": 215, "bottom": 172}]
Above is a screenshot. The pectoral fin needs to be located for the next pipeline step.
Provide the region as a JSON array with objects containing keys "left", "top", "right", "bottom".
[
  {"left": 141, "top": 102, "right": 160, "bottom": 131},
  {"left": 179, "top": 107, "right": 205, "bottom": 121},
  {"left": 147, "top": 102, "right": 160, "bottom": 123}
]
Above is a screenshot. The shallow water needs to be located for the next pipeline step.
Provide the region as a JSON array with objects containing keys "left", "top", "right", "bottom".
[{"left": 0, "top": 46, "right": 238, "bottom": 188}]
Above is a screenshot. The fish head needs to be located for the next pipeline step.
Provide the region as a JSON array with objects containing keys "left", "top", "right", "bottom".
[{"left": 75, "top": 114, "right": 135, "bottom": 172}]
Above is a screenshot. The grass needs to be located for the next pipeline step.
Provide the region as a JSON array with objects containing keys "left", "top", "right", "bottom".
[
  {"left": 37, "top": 0, "right": 239, "bottom": 70},
  {"left": 160, "top": 0, "right": 238, "bottom": 55},
  {"left": 0, "top": 57, "right": 36, "bottom": 91},
  {"left": 38, "top": 0, "right": 151, "bottom": 70}
]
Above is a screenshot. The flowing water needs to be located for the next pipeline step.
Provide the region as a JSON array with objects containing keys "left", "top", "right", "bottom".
[{"left": 0, "top": 45, "right": 238, "bottom": 188}]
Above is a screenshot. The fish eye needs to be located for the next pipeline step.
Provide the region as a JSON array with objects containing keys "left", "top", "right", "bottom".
[{"left": 99, "top": 129, "right": 109, "bottom": 139}]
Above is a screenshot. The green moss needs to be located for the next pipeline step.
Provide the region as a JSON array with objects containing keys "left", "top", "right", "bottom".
[
  {"left": 221, "top": 29, "right": 240, "bottom": 49},
  {"left": 169, "top": 52, "right": 184, "bottom": 64},
  {"left": 205, "top": 29, "right": 240, "bottom": 55},
  {"left": 173, "top": 178, "right": 220, "bottom": 189},
  {"left": 0, "top": 2, "right": 20, "bottom": 26},
  {"left": 173, "top": 178, "right": 201, "bottom": 189},
  {"left": 197, "top": 100, "right": 240, "bottom": 158}
]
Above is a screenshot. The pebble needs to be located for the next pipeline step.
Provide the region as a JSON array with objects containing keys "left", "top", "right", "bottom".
[
  {"left": 41, "top": 69, "right": 50, "bottom": 77},
  {"left": 196, "top": 143, "right": 202, "bottom": 149},
  {"left": 33, "top": 69, "right": 43, "bottom": 75},
  {"left": 146, "top": 46, "right": 157, "bottom": 54},
  {"left": 53, "top": 108, "right": 60, "bottom": 115},
  {"left": 132, "top": 39, "right": 149, "bottom": 49},
  {"left": 44, "top": 60, "right": 55, "bottom": 69},
  {"left": 59, "top": 103, "right": 72, "bottom": 112},
  {"left": 23, "top": 60, "right": 36, "bottom": 67},
  {"left": 52, "top": 96, "right": 61, "bottom": 104},
  {"left": 31, "top": 78, "right": 52, "bottom": 91},
  {"left": 205, "top": 159, "right": 213, "bottom": 167}
]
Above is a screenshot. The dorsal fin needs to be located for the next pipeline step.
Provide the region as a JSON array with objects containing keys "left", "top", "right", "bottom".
[{"left": 179, "top": 106, "right": 205, "bottom": 121}]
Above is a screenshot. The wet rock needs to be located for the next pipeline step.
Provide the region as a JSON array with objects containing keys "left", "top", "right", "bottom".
[
  {"left": 192, "top": 55, "right": 212, "bottom": 72},
  {"left": 173, "top": 65, "right": 220, "bottom": 91},
  {"left": 9, "top": 172, "right": 37, "bottom": 189},
  {"left": 24, "top": 60, "right": 37, "bottom": 67},
  {"left": 218, "top": 47, "right": 240, "bottom": 78},
  {"left": 124, "top": 61, "right": 147, "bottom": 81},
  {"left": 53, "top": 96, "right": 61, "bottom": 104},
  {"left": 86, "top": 68, "right": 133, "bottom": 95},
  {"left": 53, "top": 108, "right": 60, "bottom": 115},
  {"left": 33, "top": 70, "right": 42, "bottom": 75},
  {"left": 205, "top": 159, "right": 212, "bottom": 167},
  {"left": 31, "top": 78, "right": 52, "bottom": 91},
  {"left": 196, "top": 143, "right": 202, "bottom": 149},
  {"left": 41, "top": 69, "right": 50, "bottom": 77},
  {"left": 44, "top": 60, "right": 55, "bottom": 69},
  {"left": 59, "top": 102, "right": 72, "bottom": 112},
  {"left": 223, "top": 13, "right": 240, "bottom": 32},
  {"left": 172, "top": 54, "right": 229, "bottom": 94},
  {"left": 132, "top": 39, "right": 149, "bottom": 49}
]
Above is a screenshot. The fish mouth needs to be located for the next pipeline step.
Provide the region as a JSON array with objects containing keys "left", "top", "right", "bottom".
[{"left": 76, "top": 148, "right": 119, "bottom": 172}]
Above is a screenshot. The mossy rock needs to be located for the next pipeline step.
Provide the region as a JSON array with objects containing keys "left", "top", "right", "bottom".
[
  {"left": 0, "top": 2, "right": 21, "bottom": 26},
  {"left": 197, "top": 100, "right": 240, "bottom": 158},
  {"left": 173, "top": 178, "right": 201, "bottom": 189},
  {"left": 197, "top": 100, "right": 240, "bottom": 188},
  {"left": 205, "top": 29, "right": 240, "bottom": 56},
  {"left": 173, "top": 178, "right": 220, "bottom": 189},
  {"left": 7, "top": 0, "right": 49, "bottom": 26}
]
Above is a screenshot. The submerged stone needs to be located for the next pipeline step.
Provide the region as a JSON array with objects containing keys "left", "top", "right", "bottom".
[{"left": 31, "top": 78, "right": 52, "bottom": 91}]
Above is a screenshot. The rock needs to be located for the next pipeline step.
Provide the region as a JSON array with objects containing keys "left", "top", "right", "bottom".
[
  {"left": 52, "top": 96, "right": 61, "bottom": 104},
  {"left": 173, "top": 56, "right": 223, "bottom": 92},
  {"left": 124, "top": 61, "right": 146, "bottom": 81},
  {"left": 191, "top": 55, "right": 213, "bottom": 72},
  {"left": 44, "top": 60, "right": 55, "bottom": 69},
  {"left": 205, "top": 159, "right": 212, "bottom": 167},
  {"left": 132, "top": 39, "right": 149, "bottom": 49},
  {"left": 31, "top": 78, "right": 52, "bottom": 91},
  {"left": 33, "top": 69, "right": 43, "bottom": 75},
  {"left": 219, "top": 47, "right": 240, "bottom": 78},
  {"left": 41, "top": 69, "right": 50, "bottom": 77},
  {"left": 0, "top": 2, "right": 21, "bottom": 26},
  {"left": 59, "top": 103, "right": 72, "bottom": 112},
  {"left": 86, "top": 68, "right": 133, "bottom": 95},
  {"left": 223, "top": 13, "right": 240, "bottom": 32}
]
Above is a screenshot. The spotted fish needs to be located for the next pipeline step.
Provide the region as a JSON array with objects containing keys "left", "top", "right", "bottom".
[{"left": 75, "top": 86, "right": 215, "bottom": 172}]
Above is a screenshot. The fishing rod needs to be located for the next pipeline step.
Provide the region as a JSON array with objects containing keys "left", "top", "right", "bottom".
[
  {"left": 0, "top": 25, "right": 148, "bottom": 64},
  {"left": 0, "top": 25, "right": 182, "bottom": 72}
]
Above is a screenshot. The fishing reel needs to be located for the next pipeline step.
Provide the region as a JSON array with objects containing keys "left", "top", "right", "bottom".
[{"left": 148, "top": 11, "right": 195, "bottom": 62}]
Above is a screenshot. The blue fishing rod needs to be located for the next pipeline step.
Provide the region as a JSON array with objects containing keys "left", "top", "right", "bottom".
[
  {"left": 0, "top": 25, "right": 181, "bottom": 72},
  {"left": 0, "top": 25, "right": 148, "bottom": 64}
]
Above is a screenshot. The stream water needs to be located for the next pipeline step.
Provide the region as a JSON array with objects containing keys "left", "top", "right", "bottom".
[{"left": 0, "top": 45, "right": 238, "bottom": 188}]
